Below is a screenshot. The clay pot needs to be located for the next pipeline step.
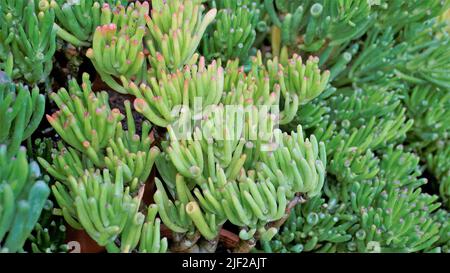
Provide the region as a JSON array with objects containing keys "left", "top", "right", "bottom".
[
  {"left": 65, "top": 227, "right": 105, "bottom": 253},
  {"left": 219, "top": 228, "right": 241, "bottom": 249}
]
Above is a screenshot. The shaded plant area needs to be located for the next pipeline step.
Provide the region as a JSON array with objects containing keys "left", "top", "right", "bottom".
[{"left": 0, "top": 0, "right": 449, "bottom": 254}]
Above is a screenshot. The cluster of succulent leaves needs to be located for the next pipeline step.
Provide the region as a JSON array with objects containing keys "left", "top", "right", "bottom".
[
  {"left": 0, "top": 0, "right": 449, "bottom": 253},
  {"left": 0, "top": 72, "right": 50, "bottom": 253},
  {"left": 257, "top": 0, "right": 450, "bottom": 253}
]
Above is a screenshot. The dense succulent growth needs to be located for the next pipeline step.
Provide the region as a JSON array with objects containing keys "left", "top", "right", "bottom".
[{"left": 0, "top": 0, "right": 449, "bottom": 254}]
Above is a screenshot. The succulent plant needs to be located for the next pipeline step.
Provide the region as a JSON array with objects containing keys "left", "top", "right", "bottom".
[
  {"left": 425, "top": 143, "right": 450, "bottom": 208},
  {"left": 28, "top": 199, "right": 68, "bottom": 253},
  {"left": 0, "top": 73, "right": 45, "bottom": 157},
  {"left": 153, "top": 122, "right": 326, "bottom": 251},
  {"left": 0, "top": 146, "right": 50, "bottom": 253},
  {"left": 47, "top": 0, "right": 119, "bottom": 47},
  {"left": 0, "top": 0, "right": 56, "bottom": 85},
  {"left": 87, "top": 0, "right": 217, "bottom": 93},
  {"left": 51, "top": 167, "right": 167, "bottom": 253},
  {"left": 0, "top": 0, "right": 449, "bottom": 255},
  {"left": 266, "top": 0, "right": 376, "bottom": 55},
  {"left": 52, "top": 168, "right": 141, "bottom": 245},
  {"left": 86, "top": 1, "right": 150, "bottom": 92},
  {"left": 260, "top": 197, "right": 355, "bottom": 253},
  {"left": 39, "top": 73, "right": 160, "bottom": 191},
  {"left": 403, "top": 85, "right": 450, "bottom": 147}
]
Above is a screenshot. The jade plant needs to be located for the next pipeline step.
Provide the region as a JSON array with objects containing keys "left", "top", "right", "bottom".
[
  {"left": 39, "top": 73, "right": 160, "bottom": 191},
  {"left": 86, "top": 1, "right": 150, "bottom": 91},
  {"left": 0, "top": 0, "right": 448, "bottom": 255},
  {"left": 126, "top": 57, "right": 225, "bottom": 127},
  {"left": 260, "top": 197, "right": 355, "bottom": 253},
  {"left": 0, "top": 72, "right": 45, "bottom": 157},
  {"left": 0, "top": 0, "right": 56, "bottom": 85},
  {"left": 51, "top": 167, "right": 167, "bottom": 253},
  {"left": 86, "top": 0, "right": 217, "bottom": 93},
  {"left": 0, "top": 146, "right": 50, "bottom": 253},
  {"left": 47, "top": 0, "right": 122, "bottom": 47}
]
